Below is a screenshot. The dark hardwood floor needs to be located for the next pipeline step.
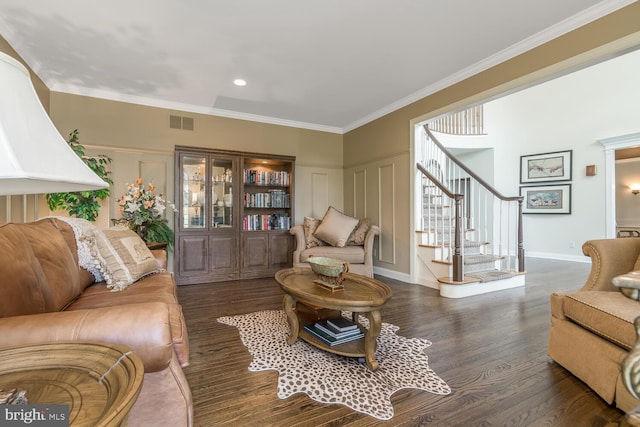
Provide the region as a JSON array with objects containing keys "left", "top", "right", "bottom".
[{"left": 178, "top": 258, "right": 632, "bottom": 426}]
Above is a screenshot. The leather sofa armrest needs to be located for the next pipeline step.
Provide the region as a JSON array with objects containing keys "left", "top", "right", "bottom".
[
  {"left": 168, "top": 303, "right": 190, "bottom": 367},
  {"left": 0, "top": 302, "right": 174, "bottom": 373},
  {"left": 290, "top": 225, "right": 305, "bottom": 265},
  {"left": 581, "top": 238, "right": 640, "bottom": 292},
  {"left": 150, "top": 249, "right": 168, "bottom": 270},
  {"left": 363, "top": 225, "right": 380, "bottom": 267}
]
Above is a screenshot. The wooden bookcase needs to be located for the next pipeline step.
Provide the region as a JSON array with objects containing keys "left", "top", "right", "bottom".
[{"left": 174, "top": 146, "right": 295, "bottom": 284}]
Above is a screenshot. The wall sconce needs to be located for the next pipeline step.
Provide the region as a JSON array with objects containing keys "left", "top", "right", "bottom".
[{"left": 631, "top": 184, "right": 640, "bottom": 196}]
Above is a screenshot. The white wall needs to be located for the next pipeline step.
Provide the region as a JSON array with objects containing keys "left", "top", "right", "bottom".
[
  {"left": 483, "top": 48, "right": 640, "bottom": 260},
  {"left": 436, "top": 133, "right": 495, "bottom": 185}
]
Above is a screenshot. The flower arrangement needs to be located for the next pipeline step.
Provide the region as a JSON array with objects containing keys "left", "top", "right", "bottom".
[{"left": 116, "top": 178, "right": 177, "bottom": 249}]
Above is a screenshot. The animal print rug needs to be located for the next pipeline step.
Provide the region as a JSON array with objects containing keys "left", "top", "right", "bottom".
[{"left": 217, "top": 310, "right": 451, "bottom": 420}]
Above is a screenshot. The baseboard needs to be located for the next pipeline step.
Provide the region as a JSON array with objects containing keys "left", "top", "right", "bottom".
[
  {"left": 374, "top": 253, "right": 588, "bottom": 288},
  {"left": 373, "top": 266, "right": 412, "bottom": 283},
  {"left": 526, "top": 252, "right": 590, "bottom": 263}
]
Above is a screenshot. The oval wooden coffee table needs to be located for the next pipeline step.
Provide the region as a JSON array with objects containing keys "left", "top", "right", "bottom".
[
  {"left": 0, "top": 341, "right": 144, "bottom": 426},
  {"left": 275, "top": 268, "right": 392, "bottom": 371}
]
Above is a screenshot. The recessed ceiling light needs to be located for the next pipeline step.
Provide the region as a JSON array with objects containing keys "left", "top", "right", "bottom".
[{"left": 233, "top": 79, "right": 247, "bottom": 87}]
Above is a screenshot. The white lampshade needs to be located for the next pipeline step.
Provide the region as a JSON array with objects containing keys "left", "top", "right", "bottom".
[{"left": 0, "top": 51, "right": 108, "bottom": 195}]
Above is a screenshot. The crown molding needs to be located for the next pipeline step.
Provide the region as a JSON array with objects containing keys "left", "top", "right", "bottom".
[
  {"left": 50, "top": 84, "right": 344, "bottom": 134},
  {"left": 598, "top": 131, "right": 640, "bottom": 150},
  {"left": 342, "top": 0, "right": 637, "bottom": 133}
]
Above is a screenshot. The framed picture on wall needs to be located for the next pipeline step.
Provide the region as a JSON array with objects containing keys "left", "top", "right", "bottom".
[
  {"left": 520, "top": 150, "right": 572, "bottom": 183},
  {"left": 520, "top": 184, "right": 571, "bottom": 214}
]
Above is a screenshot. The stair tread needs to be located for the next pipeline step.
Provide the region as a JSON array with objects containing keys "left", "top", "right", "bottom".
[
  {"left": 437, "top": 276, "right": 480, "bottom": 285},
  {"left": 420, "top": 228, "right": 474, "bottom": 233},
  {"left": 437, "top": 270, "right": 521, "bottom": 285},
  {"left": 417, "top": 239, "right": 488, "bottom": 248},
  {"left": 464, "top": 254, "right": 503, "bottom": 265},
  {"left": 465, "top": 270, "right": 517, "bottom": 282}
]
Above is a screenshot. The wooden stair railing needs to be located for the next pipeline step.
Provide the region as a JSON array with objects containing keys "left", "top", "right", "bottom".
[
  {"left": 418, "top": 125, "right": 525, "bottom": 282},
  {"left": 417, "top": 163, "right": 465, "bottom": 281}
]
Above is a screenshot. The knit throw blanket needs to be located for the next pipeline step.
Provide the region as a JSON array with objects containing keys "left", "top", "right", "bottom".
[{"left": 44, "top": 216, "right": 104, "bottom": 282}]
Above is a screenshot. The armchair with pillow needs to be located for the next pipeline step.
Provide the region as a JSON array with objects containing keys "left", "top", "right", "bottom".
[{"left": 290, "top": 206, "right": 380, "bottom": 277}]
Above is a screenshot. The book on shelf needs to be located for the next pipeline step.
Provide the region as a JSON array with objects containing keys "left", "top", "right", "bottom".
[
  {"left": 243, "top": 169, "right": 290, "bottom": 186},
  {"left": 243, "top": 190, "right": 290, "bottom": 209},
  {"left": 303, "top": 324, "right": 364, "bottom": 346},
  {"left": 242, "top": 213, "right": 290, "bottom": 231},
  {"left": 327, "top": 316, "right": 358, "bottom": 332},
  {"left": 314, "top": 320, "right": 362, "bottom": 339}
]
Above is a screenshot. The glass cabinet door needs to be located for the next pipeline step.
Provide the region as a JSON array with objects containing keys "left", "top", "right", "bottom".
[
  {"left": 211, "top": 158, "right": 234, "bottom": 228},
  {"left": 181, "top": 155, "right": 207, "bottom": 229}
]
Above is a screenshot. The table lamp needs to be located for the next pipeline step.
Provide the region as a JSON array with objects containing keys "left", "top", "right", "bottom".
[{"left": 0, "top": 51, "right": 107, "bottom": 195}]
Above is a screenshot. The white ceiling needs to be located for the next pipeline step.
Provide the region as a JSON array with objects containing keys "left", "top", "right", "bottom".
[{"left": 0, "top": 1, "right": 633, "bottom": 134}]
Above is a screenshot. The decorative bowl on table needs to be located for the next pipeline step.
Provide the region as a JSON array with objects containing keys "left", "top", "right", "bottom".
[{"left": 307, "top": 256, "right": 349, "bottom": 291}]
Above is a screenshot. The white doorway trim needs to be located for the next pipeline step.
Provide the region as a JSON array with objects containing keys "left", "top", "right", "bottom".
[{"left": 598, "top": 131, "right": 640, "bottom": 238}]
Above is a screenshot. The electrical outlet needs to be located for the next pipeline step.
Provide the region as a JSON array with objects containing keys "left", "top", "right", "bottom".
[{"left": 569, "top": 241, "right": 575, "bottom": 248}]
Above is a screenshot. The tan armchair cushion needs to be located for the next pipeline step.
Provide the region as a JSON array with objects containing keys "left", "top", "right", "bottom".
[
  {"left": 300, "top": 245, "right": 365, "bottom": 264},
  {"left": 313, "top": 206, "right": 359, "bottom": 248},
  {"left": 563, "top": 291, "right": 638, "bottom": 350}
]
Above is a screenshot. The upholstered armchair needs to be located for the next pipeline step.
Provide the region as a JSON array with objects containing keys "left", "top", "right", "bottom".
[{"left": 290, "top": 208, "right": 380, "bottom": 278}]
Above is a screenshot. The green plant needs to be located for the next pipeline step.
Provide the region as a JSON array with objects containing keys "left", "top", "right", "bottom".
[
  {"left": 142, "top": 219, "right": 175, "bottom": 251},
  {"left": 46, "top": 130, "right": 112, "bottom": 221}
]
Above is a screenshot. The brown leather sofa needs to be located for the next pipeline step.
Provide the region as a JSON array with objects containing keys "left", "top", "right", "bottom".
[
  {"left": 0, "top": 218, "right": 193, "bottom": 426},
  {"left": 548, "top": 237, "right": 640, "bottom": 412}
]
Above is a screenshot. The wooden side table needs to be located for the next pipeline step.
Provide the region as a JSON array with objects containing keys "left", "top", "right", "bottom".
[
  {"left": 275, "top": 268, "right": 392, "bottom": 371},
  {"left": 0, "top": 341, "right": 144, "bottom": 427},
  {"left": 146, "top": 241, "right": 168, "bottom": 250}
]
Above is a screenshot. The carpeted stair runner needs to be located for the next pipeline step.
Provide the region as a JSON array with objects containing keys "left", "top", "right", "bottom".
[
  {"left": 422, "top": 191, "right": 516, "bottom": 285},
  {"left": 466, "top": 270, "right": 516, "bottom": 283}
]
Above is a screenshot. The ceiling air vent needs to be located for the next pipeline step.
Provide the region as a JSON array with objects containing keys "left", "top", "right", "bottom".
[{"left": 169, "top": 115, "right": 194, "bottom": 131}]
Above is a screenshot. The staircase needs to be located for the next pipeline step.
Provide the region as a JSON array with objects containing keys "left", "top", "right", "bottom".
[{"left": 415, "top": 125, "right": 526, "bottom": 298}]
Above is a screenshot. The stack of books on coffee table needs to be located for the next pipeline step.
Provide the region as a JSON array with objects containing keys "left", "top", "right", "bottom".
[{"left": 303, "top": 316, "right": 364, "bottom": 346}]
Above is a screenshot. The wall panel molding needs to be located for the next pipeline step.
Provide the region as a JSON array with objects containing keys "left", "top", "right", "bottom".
[
  {"left": 294, "top": 161, "right": 343, "bottom": 170},
  {"left": 139, "top": 160, "right": 168, "bottom": 202},
  {"left": 378, "top": 164, "right": 395, "bottom": 264},
  {"left": 343, "top": 149, "right": 410, "bottom": 170},
  {"left": 353, "top": 169, "right": 366, "bottom": 218},
  {"left": 86, "top": 143, "right": 173, "bottom": 156},
  {"left": 1, "top": 194, "right": 47, "bottom": 224},
  {"left": 311, "top": 172, "right": 330, "bottom": 218}
]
